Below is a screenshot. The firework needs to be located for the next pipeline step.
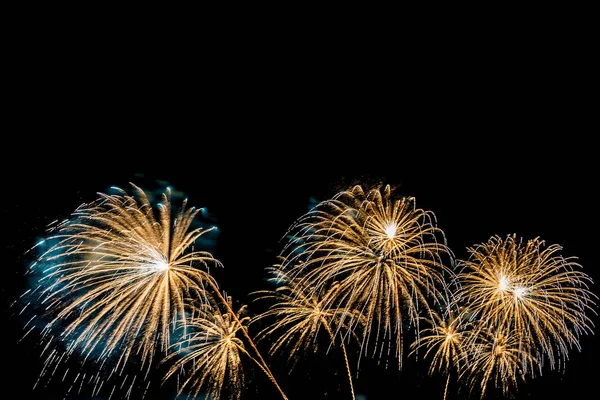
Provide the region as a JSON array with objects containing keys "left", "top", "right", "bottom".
[
  {"left": 456, "top": 234, "right": 597, "bottom": 373},
  {"left": 23, "top": 184, "right": 288, "bottom": 399},
  {"left": 409, "top": 307, "right": 471, "bottom": 400},
  {"left": 25, "top": 184, "right": 222, "bottom": 396},
  {"left": 164, "top": 296, "right": 252, "bottom": 400},
  {"left": 252, "top": 266, "right": 363, "bottom": 399},
  {"left": 277, "top": 184, "right": 454, "bottom": 368},
  {"left": 461, "top": 325, "right": 537, "bottom": 399}
]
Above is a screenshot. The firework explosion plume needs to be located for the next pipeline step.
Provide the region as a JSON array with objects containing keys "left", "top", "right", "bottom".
[
  {"left": 457, "top": 234, "right": 597, "bottom": 373},
  {"left": 277, "top": 184, "right": 454, "bottom": 369},
  {"left": 22, "top": 184, "right": 223, "bottom": 397}
]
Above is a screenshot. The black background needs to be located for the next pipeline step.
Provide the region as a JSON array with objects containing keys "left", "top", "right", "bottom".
[{"left": 2, "top": 20, "right": 598, "bottom": 399}]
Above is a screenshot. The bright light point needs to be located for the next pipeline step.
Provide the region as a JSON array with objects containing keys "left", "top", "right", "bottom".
[
  {"left": 154, "top": 260, "right": 169, "bottom": 271},
  {"left": 495, "top": 345, "right": 504, "bottom": 356},
  {"left": 514, "top": 287, "right": 526, "bottom": 298},
  {"left": 385, "top": 223, "right": 397, "bottom": 239},
  {"left": 499, "top": 276, "right": 509, "bottom": 291}
]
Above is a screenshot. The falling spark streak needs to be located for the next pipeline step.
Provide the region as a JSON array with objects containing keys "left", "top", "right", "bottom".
[
  {"left": 278, "top": 184, "right": 454, "bottom": 369},
  {"left": 252, "top": 267, "right": 364, "bottom": 399}
]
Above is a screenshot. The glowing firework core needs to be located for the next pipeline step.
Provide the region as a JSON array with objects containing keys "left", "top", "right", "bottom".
[
  {"left": 513, "top": 286, "right": 526, "bottom": 298},
  {"left": 498, "top": 275, "right": 509, "bottom": 291},
  {"left": 494, "top": 345, "right": 505, "bottom": 356},
  {"left": 385, "top": 222, "right": 397, "bottom": 239},
  {"left": 154, "top": 260, "right": 170, "bottom": 271}
]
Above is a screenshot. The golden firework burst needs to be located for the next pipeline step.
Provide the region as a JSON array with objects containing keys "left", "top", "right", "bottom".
[
  {"left": 31, "top": 184, "right": 220, "bottom": 375},
  {"left": 164, "top": 296, "right": 252, "bottom": 400},
  {"left": 457, "top": 234, "right": 597, "bottom": 372},
  {"left": 278, "top": 184, "right": 454, "bottom": 369}
]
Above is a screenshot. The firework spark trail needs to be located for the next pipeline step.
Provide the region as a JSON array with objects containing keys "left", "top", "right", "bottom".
[
  {"left": 278, "top": 184, "right": 454, "bottom": 369},
  {"left": 252, "top": 266, "right": 363, "bottom": 399},
  {"left": 456, "top": 234, "right": 598, "bottom": 373}
]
